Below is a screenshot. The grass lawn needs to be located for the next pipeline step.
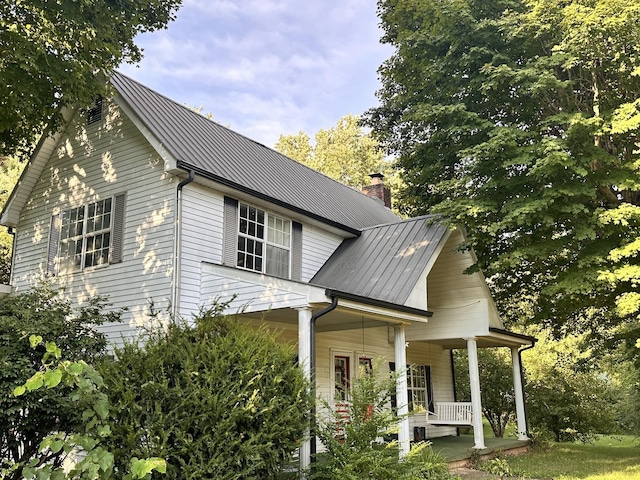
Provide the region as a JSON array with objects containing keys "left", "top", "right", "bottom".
[{"left": 504, "top": 435, "right": 640, "bottom": 479}]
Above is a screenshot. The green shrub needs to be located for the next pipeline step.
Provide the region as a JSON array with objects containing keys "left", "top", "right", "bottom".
[
  {"left": 100, "top": 304, "right": 310, "bottom": 479},
  {"left": 0, "top": 287, "right": 120, "bottom": 478}
]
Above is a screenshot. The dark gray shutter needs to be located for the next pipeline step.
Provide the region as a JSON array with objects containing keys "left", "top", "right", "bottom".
[
  {"left": 426, "top": 365, "right": 434, "bottom": 413},
  {"left": 46, "top": 214, "right": 60, "bottom": 276},
  {"left": 223, "top": 196, "right": 238, "bottom": 266},
  {"left": 291, "top": 221, "right": 302, "bottom": 281},
  {"left": 110, "top": 193, "right": 126, "bottom": 264}
]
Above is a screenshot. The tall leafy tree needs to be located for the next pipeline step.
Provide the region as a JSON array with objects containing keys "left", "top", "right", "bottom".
[
  {"left": 366, "top": 0, "right": 640, "bottom": 338},
  {"left": 0, "top": 0, "right": 182, "bottom": 157},
  {"left": 276, "top": 114, "right": 389, "bottom": 190}
]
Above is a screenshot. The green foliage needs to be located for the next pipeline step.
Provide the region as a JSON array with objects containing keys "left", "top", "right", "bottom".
[
  {"left": 522, "top": 328, "right": 618, "bottom": 442},
  {"left": 0, "top": 286, "right": 121, "bottom": 478},
  {"left": 100, "top": 304, "right": 310, "bottom": 479},
  {"left": 9, "top": 336, "right": 165, "bottom": 480},
  {"left": 276, "top": 114, "right": 400, "bottom": 193},
  {"left": 453, "top": 349, "right": 514, "bottom": 438},
  {"left": 311, "top": 363, "right": 453, "bottom": 480},
  {"left": 0, "top": 155, "right": 25, "bottom": 283},
  {"left": 477, "top": 454, "right": 514, "bottom": 478},
  {"left": 366, "top": 0, "right": 640, "bottom": 342},
  {"left": 0, "top": 0, "right": 182, "bottom": 157}
]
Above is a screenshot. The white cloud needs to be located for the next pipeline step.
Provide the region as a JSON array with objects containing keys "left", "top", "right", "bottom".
[{"left": 119, "top": 0, "right": 392, "bottom": 147}]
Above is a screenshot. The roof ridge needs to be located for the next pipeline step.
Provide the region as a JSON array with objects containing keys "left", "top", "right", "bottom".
[{"left": 357, "top": 214, "right": 441, "bottom": 232}]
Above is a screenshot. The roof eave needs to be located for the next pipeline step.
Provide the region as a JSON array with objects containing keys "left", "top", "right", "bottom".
[
  {"left": 1, "top": 106, "right": 76, "bottom": 227},
  {"left": 324, "top": 288, "right": 433, "bottom": 318}
]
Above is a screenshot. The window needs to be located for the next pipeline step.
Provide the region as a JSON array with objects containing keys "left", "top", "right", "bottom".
[
  {"left": 334, "top": 355, "right": 350, "bottom": 402},
  {"left": 59, "top": 199, "right": 112, "bottom": 272},
  {"left": 87, "top": 96, "right": 103, "bottom": 125},
  {"left": 48, "top": 194, "right": 125, "bottom": 275},
  {"left": 359, "top": 357, "right": 373, "bottom": 376},
  {"left": 407, "top": 364, "right": 434, "bottom": 413},
  {"left": 237, "top": 203, "right": 291, "bottom": 278}
]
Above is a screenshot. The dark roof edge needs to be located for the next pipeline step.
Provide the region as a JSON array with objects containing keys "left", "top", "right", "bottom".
[
  {"left": 488, "top": 327, "right": 537, "bottom": 345},
  {"left": 176, "top": 161, "right": 362, "bottom": 236},
  {"left": 324, "top": 288, "right": 433, "bottom": 318}
]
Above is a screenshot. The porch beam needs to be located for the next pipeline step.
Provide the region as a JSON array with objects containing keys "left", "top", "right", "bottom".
[
  {"left": 466, "top": 337, "right": 486, "bottom": 449},
  {"left": 297, "top": 307, "right": 312, "bottom": 472},
  {"left": 394, "top": 325, "right": 410, "bottom": 456},
  {"left": 511, "top": 347, "right": 529, "bottom": 441}
]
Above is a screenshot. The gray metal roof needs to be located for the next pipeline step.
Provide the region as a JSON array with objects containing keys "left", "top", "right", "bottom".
[
  {"left": 110, "top": 72, "right": 399, "bottom": 232},
  {"left": 311, "top": 216, "right": 448, "bottom": 306}
]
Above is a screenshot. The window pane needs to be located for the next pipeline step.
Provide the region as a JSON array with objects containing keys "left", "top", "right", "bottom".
[
  {"left": 266, "top": 245, "right": 289, "bottom": 278},
  {"left": 267, "top": 215, "right": 290, "bottom": 247},
  {"left": 334, "top": 356, "right": 350, "bottom": 402}
]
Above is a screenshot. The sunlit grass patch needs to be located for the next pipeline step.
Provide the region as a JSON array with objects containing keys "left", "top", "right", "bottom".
[{"left": 505, "top": 435, "right": 640, "bottom": 480}]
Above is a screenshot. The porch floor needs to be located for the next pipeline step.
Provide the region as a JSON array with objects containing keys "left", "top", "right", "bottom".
[{"left": 427, "top": 435, "right": 530, "bottom": 465}]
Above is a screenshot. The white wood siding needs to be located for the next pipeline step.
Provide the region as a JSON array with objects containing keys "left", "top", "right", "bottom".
[
  {"left": 315, "top": 326, "right": 391, "bottom": 407},
  {"left": 301, "top": 224, "right": 344, "bottom": 282},
  {"left": 200, "top": 266, "right": 309, "bottom": 314},
  {"left": 11, "top": 101, "right": 176, "bottom": 343},
  {"left": 178, "top": 185, "right": 224, "bottom": 317},
  {"left": 407, "top": 231, "right": 503, "bottom": 342}
]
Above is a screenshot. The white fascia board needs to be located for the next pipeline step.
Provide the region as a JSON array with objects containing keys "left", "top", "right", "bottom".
[
  {"left": 112, "top": 96, "right": 179, "bottom": 174},
  {"left": 333, "top": 299, "right": 429, "bottom": 325}
]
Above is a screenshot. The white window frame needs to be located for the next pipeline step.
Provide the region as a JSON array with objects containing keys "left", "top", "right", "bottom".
[
  {"left": 58, "top": 198, "right": 114, "bottom": 273},
  {"left": 406, "top": 364, "right": 433, "bottom": 414},
  {"left": 236, "top": 202, "right": 291, "bottom": 278}
]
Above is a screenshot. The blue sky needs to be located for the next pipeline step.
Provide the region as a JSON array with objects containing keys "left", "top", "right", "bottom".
[{"left": 119, "top": 0, "right": 393, "bottom": 148}]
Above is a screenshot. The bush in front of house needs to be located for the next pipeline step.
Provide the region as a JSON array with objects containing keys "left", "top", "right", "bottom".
[
  {"left": 100, "top": 303, "right": 310, "bottom": 479},
  {"left": 0, "top": 286, "right": 120, "bottom": 479}
]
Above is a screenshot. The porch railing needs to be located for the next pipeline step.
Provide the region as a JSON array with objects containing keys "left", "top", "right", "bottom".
[{"left": 426, "top": 402, "right": 473, "bottom": 426}]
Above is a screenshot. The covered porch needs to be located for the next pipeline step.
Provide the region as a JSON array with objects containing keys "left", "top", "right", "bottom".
[{"left": 416, "top": 328, "right": 536, "bottom": 450}]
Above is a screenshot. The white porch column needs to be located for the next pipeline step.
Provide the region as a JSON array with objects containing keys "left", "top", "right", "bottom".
[
  {"left": 297, "top": 307, "right": 312, "bottom": 473},
  {"left": 466, "top": 337, "right": 486, "bottom": 449},
  {"left": 511, "top": 347, "right": 529, "bottom": 440},
  {"left": 394, "top": 325, "right": 410, "bottom": 457}
]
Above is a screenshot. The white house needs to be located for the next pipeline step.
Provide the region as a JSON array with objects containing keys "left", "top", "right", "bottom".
[{"left": 0, "top": 72, "right": 534, "bottom": 469}]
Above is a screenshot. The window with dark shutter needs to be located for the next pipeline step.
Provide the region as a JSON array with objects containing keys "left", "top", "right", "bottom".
[
  {"left": 50, "top": 193, "right": 125, "bottom": 274},
  {"left": 223, "top": 196, "right": 302, "bottom": 280}
]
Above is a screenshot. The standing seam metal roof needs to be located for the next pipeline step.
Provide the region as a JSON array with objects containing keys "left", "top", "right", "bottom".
[
  {"left": 109, "top": 72, "right": 399, "bottom": 232},
  {"left": 311, "top": 216, "right": 448, "bottom": 306}
]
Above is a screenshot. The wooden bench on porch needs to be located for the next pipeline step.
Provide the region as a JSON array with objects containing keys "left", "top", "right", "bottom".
[{"left": 426, "top": 402, "right": 473, "bottom": 426}]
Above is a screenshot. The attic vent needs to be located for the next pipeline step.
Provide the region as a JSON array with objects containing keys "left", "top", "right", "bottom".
[{"left": 87, "top": 96, "right": 103, "bottom": 125}]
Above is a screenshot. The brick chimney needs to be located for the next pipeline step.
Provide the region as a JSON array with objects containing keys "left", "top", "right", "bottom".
[{"left": 362, "top": 173, "right": 391, "bottom": 209}]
